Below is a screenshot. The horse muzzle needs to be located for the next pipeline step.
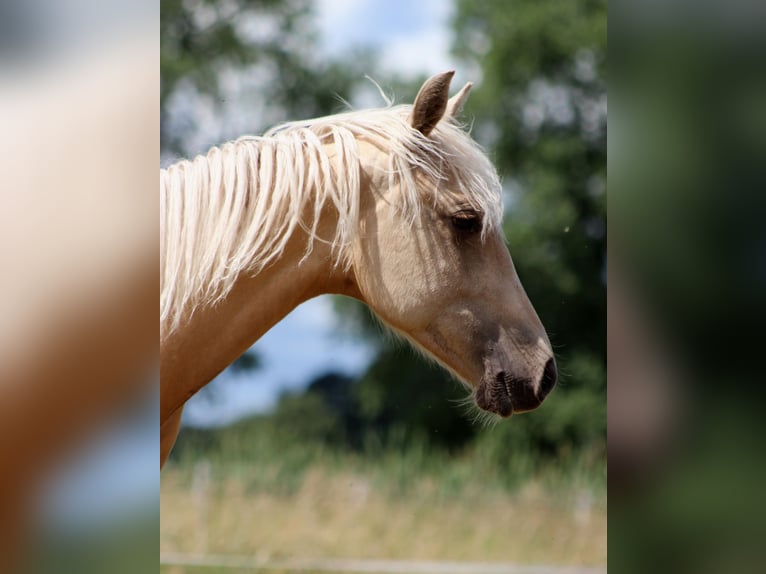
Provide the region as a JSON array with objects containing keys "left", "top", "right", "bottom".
[{"left": 475, "top": 356, "right": 557, "bottom": 417}]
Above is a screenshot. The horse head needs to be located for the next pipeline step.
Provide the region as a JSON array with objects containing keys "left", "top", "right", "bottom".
[{"left": 348, "top": 71, "right": 557, "bottom": 418}]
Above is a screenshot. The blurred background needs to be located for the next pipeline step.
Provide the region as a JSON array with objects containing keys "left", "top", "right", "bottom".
[
  {"left": 1, "top": 2, "right": 157, "bottom": 573},
  {"left": 160, "top": 0, "right": 606, "bottom": 571},
  {"left": 609, "top": 1, "right": 766, "bottom": 573}
]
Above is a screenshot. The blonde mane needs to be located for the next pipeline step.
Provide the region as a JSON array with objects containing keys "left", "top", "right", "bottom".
[{"left": 160, "top": 105, "right": 502, "bottom": 336}]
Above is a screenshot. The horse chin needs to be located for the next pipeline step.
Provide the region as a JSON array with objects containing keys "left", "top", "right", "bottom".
[{"left": 475, "top": 374, "right": 514, "bottom": 418}]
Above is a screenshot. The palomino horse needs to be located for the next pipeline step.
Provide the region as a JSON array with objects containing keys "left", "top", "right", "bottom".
[{"left": 160, "top": 71, "right": 557, "bottom": 466}]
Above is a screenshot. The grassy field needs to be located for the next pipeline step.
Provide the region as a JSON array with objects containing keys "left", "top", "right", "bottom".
[{"left": 161, "top": 449, "right": 606, "bottom": 572}]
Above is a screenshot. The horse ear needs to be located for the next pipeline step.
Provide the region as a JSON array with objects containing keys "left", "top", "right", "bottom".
[
  {"left": 410, "top": 70, "right": 455, "bottom": 136},
  {"left": 446, "top": 82, "right": 473, "bottom": 118}
]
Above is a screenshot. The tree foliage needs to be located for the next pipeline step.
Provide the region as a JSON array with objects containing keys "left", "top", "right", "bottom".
[{"left": 161, "top": 0, "right": 373, "bottom": 155}]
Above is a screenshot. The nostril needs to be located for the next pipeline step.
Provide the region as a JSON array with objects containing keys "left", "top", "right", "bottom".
[{"left": 539, "top": 358, "right": 557, "bottom": 399}]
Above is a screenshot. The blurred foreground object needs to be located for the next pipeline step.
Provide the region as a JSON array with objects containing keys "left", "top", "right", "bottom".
[
  {"left": 610, "top": 0, "right": 766, "bottom": 571},
  {"left": 0, "top": 27, "right": 157, "bottom": 572}
]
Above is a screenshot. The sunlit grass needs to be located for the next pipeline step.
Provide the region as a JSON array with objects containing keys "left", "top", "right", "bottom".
[{"left": 161, "top": 445, "right": 606, "bottom": 567}]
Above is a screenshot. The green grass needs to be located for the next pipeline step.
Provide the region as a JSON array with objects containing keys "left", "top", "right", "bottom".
[
  {"left": 162, "top": 439, "right": 606, "bottom": 567},
  {"left": 169, "top": 418, "right": 606, "bottom": 500}
]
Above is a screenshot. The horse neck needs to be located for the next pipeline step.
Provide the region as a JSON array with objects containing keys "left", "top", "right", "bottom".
[{"left": 160, "top": 188, "right": 356, "bottom": 425}]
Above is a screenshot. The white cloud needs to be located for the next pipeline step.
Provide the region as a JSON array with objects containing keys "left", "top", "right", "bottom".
[
  {"left": 380, "top": 25, "right": 452, "bottom": 78},
  {"left": 315, "top": 0, "right": 375, "bottom": 55},
  {"left": 316, "top": 0, "right": 455, "bottom": 78}
]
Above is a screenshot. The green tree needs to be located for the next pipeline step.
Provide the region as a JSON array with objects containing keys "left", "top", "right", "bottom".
[
  {"left": 161, "top": 0, "right": 374, "bottom": 155},
  {"left": 353, "top": 346, "right": 477, "bottom": 450}
]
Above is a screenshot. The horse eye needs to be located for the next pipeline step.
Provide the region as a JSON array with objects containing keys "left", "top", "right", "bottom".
[{"left": 451, "top": 211, "right": 482, "bottom": 235}]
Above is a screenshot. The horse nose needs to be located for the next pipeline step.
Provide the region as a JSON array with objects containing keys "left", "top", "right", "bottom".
[
  {"left": 511, "top": 357, "right": 556, "bottom": 412},
  {"left": 539, "top": 357, "right": 557, "bottom": 401},
  {"left": 481, "top": 357, "right": 557, "bottom": 416}
]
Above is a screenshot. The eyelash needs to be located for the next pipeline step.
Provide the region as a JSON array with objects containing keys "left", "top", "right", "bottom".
[{"left": 450, "top": 210, "right": 482, "bottom": 234}]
